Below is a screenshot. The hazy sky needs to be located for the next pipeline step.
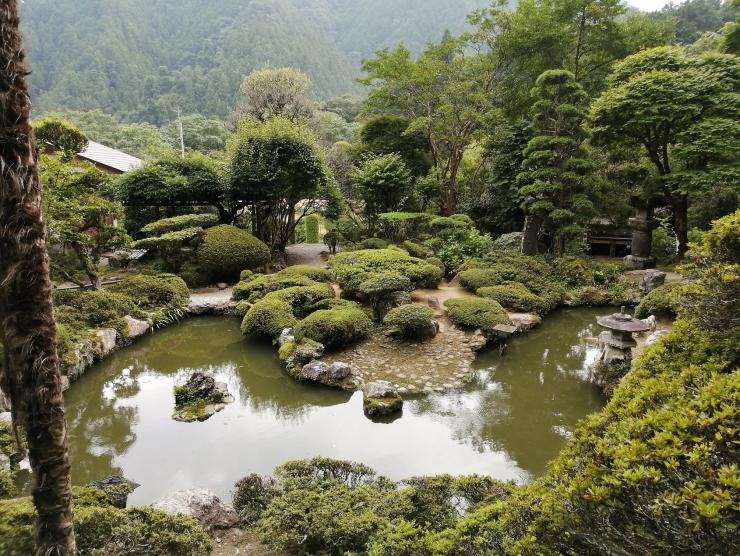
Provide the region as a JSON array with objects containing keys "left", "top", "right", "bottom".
[{"left": 627, "top": 0, "right": 671, "bottom": 11}]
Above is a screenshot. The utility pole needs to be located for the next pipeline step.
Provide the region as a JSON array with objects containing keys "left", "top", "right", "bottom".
[{"left": 177, "top": 107, "right": 185, "bottom": 158}]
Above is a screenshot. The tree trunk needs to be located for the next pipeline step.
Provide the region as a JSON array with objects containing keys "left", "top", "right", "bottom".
[
  {"left": 521, "top": 214, "right": 543, "bottom": 255},
  {"left": 672, "top": 193, "right": 689, "bottom": 259},
  {"left": 0, "top": 2, "right": 76, "bottom": 554}
]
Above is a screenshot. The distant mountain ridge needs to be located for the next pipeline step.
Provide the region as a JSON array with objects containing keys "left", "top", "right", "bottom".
[{"left": 21, "top": 0, "right": 489, "bottom": 124}]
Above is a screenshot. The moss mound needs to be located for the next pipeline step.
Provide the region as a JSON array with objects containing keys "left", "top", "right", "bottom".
[
  {"left": 241, "top": 299, "right": 297, "bottom": 339},
  {"left": 278, "top": 265, "right": 332, "bottom": 283},
  {"left": 232, "top": 274, "right": 316, "bottom": 302},
  {"left": 197, "top": 224, "right": 270, "bottom": 281},
  {"left": 384, "top": 304, "right": 436, "bottom": 339},
  {"left": 634, "top": 281, "right": 688, "bottom": 319}
]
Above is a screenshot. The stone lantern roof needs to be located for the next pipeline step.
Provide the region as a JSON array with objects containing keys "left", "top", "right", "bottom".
[{"left": 597, "top": 306, "right": 651, "bottom": 333}]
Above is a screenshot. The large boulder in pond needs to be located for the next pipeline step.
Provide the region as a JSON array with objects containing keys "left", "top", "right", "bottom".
[
  {"left": 362, "top": 380, "right": 403, "bottom": 418},
  {"left": 151, "top": 488, "right": 239, "bottom": 530},
  {"left": 300, "top": 361, "right": 358, "bottom": 390}
]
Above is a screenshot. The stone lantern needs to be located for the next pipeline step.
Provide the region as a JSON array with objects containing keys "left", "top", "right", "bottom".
[
  {"left": 624, "top": 195, "right": 658, "bottom": 270},
  {"left": 591, "top": 307, "right": 651, "bottom": 392},
  {"left": 596, "top": 306, "right": 650, "bottom": 361}
]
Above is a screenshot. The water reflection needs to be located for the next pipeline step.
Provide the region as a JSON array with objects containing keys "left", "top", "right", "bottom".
[{"left": 63, "top": 311, "right": 605, "bottom": 504}]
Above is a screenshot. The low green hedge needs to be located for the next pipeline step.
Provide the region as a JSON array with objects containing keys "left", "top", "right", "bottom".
[
  {"left": 360, "top": 238, "right": 388, "bottom": 250},
  {"left": 304, "top": 215, "right": 320, "bottom": 243},
  {"left": 139, "top": 213, "right": 218, "bottom": 235},
  {"left": 241, "top": 299, "right": 297, "bottom": 339},
  {"left": 0, "top": 487, "right": 211, "bottom": 555},
  {"left": 295, "top": 307, "right": 372, "bottom": 349},
  {"left": 444, "top": 297, "right": 511, "bottom": 335},
  {"left": 402, "top": 240, "right": 431, "bottom": 259},
  {"left": 477, "top": 282, "right": 550, "bottom": 314},
  {"left": 197, "top": 224, "right": 270, "bottom": 282},
  {"left": 384, "top": 304, "right": 435, "bottom": 339},
  {"left": 278, "top": 265, "right": 332, "bottom": 283},
  {"left": 232, "top": 274, "right": 317, "bottom": 302}
]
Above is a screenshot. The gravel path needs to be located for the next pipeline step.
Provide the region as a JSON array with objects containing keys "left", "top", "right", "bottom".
[{"left": 285, "top": 243, "right": 333, "bottom": 267}]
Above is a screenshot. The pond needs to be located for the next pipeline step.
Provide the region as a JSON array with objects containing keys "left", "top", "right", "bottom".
[{"left": 55, "top": 308, "right": 606, "bottom": 505}]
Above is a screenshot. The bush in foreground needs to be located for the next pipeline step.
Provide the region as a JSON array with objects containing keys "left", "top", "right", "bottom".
[
  {"left": 634, "top": 281, "right": 687, "bottom": 319},
  {"left": 0, "top": 487, "right": 211, "bottom": 555},
  {"left": 197, "top": 224, "right": 270, "bottom": 281},
  {"left": 444, "top": 297, "right": 511, "bottom": 336},
  {"left": 384, "top": 304, "right": 436, "bottom": 340},
  {"left": 295, "top": 307, "right": 372, "bottom": 349}
]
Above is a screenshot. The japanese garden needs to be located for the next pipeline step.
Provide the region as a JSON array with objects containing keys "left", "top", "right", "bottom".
[{"left": 0, "top": 0, "right": 738, "bottom": 554}]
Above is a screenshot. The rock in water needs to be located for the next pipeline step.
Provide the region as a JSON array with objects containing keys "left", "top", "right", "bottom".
[
  {"left": 89, "top": 475, "right": 140, "bottom": 508},
  {"left": 123, "top": 315, "right": 150, "bottom": 339},
  {"left": 362, "top": 380, "right": 403, "bottom": 418},
  {"left": 151, "top": 488, "right": 239, "bottom": 530},
  {"left": 639, "top": 269, "right": 666, "bottom": 295},
  {"left": 172, "top": 372, "right": 234, "bottom": 422},
  {"left": 300, "top": 361, "right": 356, "bottom": 389}
]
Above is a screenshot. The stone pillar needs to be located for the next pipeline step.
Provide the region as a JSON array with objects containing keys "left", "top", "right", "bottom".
[{"left": 624, "top": 196, "right": 657, "bottom": 270}]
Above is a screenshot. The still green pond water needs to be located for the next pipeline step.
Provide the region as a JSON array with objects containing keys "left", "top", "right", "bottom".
[{"left": 58, "top": 308, "right": 605, "bottom": 505}]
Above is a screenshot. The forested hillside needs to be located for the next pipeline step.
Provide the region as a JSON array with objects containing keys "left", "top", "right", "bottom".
[{"left": 21, "top": 0, "right": 487, "bottom": 124}]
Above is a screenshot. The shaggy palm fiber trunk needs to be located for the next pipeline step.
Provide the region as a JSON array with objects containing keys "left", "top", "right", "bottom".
[{"left": 0, "top": 2, "right": 76, "bottom": 554}]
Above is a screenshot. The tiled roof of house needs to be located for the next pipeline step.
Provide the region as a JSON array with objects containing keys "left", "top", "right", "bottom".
[{"left": 78, "top": 140, "right": 144, "bottom": 173}]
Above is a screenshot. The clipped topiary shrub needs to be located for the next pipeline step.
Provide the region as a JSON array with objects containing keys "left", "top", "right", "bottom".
[
  {"left": 295, "top": 307, "right": 372, "bottom": 350},
  {"left": 140, "top": 213, "right": 219, "bottom": 235},
  {"left": 197, "top": 224, "right": 270, "bottom": 282},
  {"left": 634, "top": 281, "right": 687, "bottom": 319},
  {"left": 304, "top": 215, "right": 320, "bottom": 243},
  {"left": 0, "top": 487, "right": 211, "bottom": 556},
  {"left": 108, "top": 273, "right": 190, "bottom": 323},
  {"left": 241, "top": 299, "right": 297, "bottom": 339},
  {"left": 239, "top": 269, "right": 256, "bottom": 282},
  {"left": 384, "top": 304, "right": 436, "bottom": 340},
  {"left": 402, "top": 240, "right": 430, "bottom": 259},
  {"left": 329, "top": 249, "right": 442, "bottom": 295},
  {"left": 278, "top": 265, "right": 332, "bottom": 283},
  {"left": 359, "top": 273, "right": 411, "bottom": 321},
  {"left": 232, "top": 274, "right": 316, "bottom": 302},
  {"left": 360, "top": 237, "right": 388, "bottom": 250},
  {"left": 53, "top": 289, "right": 145, "bottom": 334},
  {"left": 263, "top": 284, "right": 336, "bottom": 317},
  {"left": 477, "top": 282, "right": 550, "bottom": 314},
  {"left": 444, "top": 297, "right": 511, "bottom": 335}
]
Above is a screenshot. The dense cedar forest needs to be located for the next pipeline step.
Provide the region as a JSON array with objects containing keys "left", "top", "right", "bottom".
[{"left": 20, "top": 0, "right": 489, "bottom": 123}]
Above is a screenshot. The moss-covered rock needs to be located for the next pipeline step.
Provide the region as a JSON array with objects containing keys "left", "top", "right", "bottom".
[
  {"left": 263, "top": 283, "right": 336, "bottom": 317},
  {"left": 444, "top": 297, "right": 511, "bottom": 337},
  {"left": 295, "top": 307, "right": 373, "bottom": 350}
]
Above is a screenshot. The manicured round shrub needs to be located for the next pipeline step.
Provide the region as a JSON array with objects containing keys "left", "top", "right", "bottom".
[
  {"left": 360, "top": 237, "right": 388, "bottom": 250},
  {"left": 241, "top": 299, "right": 297, "bottom": 339},
  {"left": 634, "top": 281, "right": 687, "bottom": 319},
  {"left": 384, "top": 304, "right": 435, "bottom": 339},
  {"left": 108, "top": 273, "right": 190, "bottom": 312},
  {"left": 458, "top": 268, "right": 501, "bottom": 291},
  {"left": 264, "top": 284, "right": 336, "bottom": 317},
  {"left": 240, "top": 269, "right": 256, "bottom": 282},
  {"left": 359, "top": 273, "right": 412, "bottom": 321},
  {"left": 197, "top": 224, "right": 270, "bottom": 281},
  {"left": 278, "top": 265, "right": 332, "bottom": 282},
  {"left": 477, "top": 282, "right": 550, "bottom": 314},
  {"left": 444, "top": 297, "right": 511, "bottom": 335},
  {"left": 232, "top": 274, "right": 316, "bottom": 302},
  {"left": 295, "top": 307, "right": 373, "bottom": 349},
  {"left": 0, "top": 487, "right": 211, "bottom": 556},
  {"left": 426, "top": 256, "right": 446, "bottom": 273}
]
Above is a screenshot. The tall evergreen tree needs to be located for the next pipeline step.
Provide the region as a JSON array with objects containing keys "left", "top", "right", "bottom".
[
  {"left": 0, "top": 1, "right": 76, "bottom": 553},
  {"left": 518, "top": 70, "right": 595, "bottom": 255}
]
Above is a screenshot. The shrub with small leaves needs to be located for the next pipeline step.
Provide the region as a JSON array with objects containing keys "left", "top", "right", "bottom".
[
  {"left": 477, "top": 282, "right": 550, "bottom": 314},
  {"left": 361, "top": 237, "right": 389, "bottom": 250},
  {"left": 384, "top": 304, "right": 435, "bottom": 339},
  {"left": 278, "top": 265, "right": 332, "bottom": 282},
  {"left": 444, "top": 297, "right": 511, "bottom": 336},
  {"left": 232, "top": 274, "right": 317, "bottom": 302},
  {"left": 197, "top": 224, "right": 270, "bottom": 281},
  {"left": 241, "top": 299, "right": 297, "bottom": 339},
  {"left": 295, "top": 306, "right": 372, "bottom": 349},
  {"left": 140, "top": 213, "right": 218, "bottom": 235},
  {"left": 634, "top": 281, "right": 687, "bottom": 318}
]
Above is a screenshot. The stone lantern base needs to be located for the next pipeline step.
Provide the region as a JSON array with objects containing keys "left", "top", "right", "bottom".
[{"left": 623, "top": 255, "right": 655, "bottom": 270}]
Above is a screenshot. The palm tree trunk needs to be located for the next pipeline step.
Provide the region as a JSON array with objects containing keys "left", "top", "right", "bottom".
[{"left": 0, "top": 2, "right": 76, "bottom": 554}]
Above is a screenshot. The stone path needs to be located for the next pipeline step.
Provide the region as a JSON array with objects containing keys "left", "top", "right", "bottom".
[{"left": 285, "top": 243, "right": 333, "bottom": 267}]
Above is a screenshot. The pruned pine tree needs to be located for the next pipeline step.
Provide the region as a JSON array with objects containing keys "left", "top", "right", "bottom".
[{"left": 518, "top": 70, "right": 595, "bottom": 255}]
